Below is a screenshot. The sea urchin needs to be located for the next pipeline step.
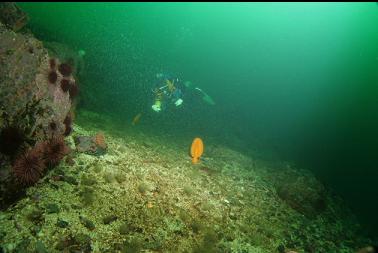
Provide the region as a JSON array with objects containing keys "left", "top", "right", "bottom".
[
  {"left": 12, "top": 147, "right": 45, "bottom": 185},
  {"left": 43, "top": 136, "right": 70, "bottom": 167},
  {"left": 61, "top": 79, "right": 71, "bottom": 92},
  {"left": 63, "top": 114, "right": 72, "bottom": 126},
  {"left": 63, "top": 114, "right": 73, "bottom": 136},
  {"left": 58, "top": 63, "right": 72, "bottom": 77},
  {"left": 49, "top": 121, "right": 57, "bottom": 131},
  {"left": 49, "top": 58, "right": 56, "bottom": 69},
  {"left": 69, "top": 83, "right": 79, "bottom": 98},
  {"left": 48, "top": 71, "right": 58, "bottom": 84},
  {"left": 64, "top": 125, "right": 72, "bottom": 137}
]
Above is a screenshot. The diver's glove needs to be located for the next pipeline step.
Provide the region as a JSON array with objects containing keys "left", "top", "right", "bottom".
[
  {"left": 152, "top": 104, "right": 161, "bottom": 112},
  {"left": 175, "top": 98, "right": 183, "bottom": 106}
]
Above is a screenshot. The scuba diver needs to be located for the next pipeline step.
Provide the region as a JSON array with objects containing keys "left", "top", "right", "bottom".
[
  {"left": 151, "top": 72, "right": 215, "bottom": 113},
  {"left": 151, "top": 73, "right": 184, "bottom": 112}
]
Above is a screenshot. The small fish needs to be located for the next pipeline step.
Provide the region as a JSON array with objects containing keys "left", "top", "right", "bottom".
[
  {"left": 132, "top": 113, "right": 142, "bottom": 126},
  {"left": 190, "top": 137, "right": 204, "bottom": 164}
]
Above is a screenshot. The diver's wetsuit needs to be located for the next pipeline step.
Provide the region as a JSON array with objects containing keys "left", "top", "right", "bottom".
[{"left": 152, "top": 73, "right": 185, "bottom": 110}]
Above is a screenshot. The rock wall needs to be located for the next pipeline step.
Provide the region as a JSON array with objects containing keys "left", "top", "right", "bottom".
[{"left": 0, "top": 21, "right": 76, "bottom": 209}]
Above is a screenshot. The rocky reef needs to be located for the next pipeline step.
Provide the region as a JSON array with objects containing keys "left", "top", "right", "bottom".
[
  {"left": 274, "top": 168, "right": 327, "bottom": 218},
  {"left": 74, "top": 132, "right": 108, "bottom": 156},
  {"left": 0, "top": 20, "right": 77, "bottom": 209},
  {"left": 0, "top": 3, "right": 28, "bottom": 32}
]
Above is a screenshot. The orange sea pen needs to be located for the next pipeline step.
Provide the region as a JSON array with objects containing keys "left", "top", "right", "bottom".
[{"left": 190, "top": 137, "right": 204, "bottom": 164}]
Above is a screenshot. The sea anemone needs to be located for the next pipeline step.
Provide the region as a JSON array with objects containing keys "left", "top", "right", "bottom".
[
  {"left": 48, "top": 71, "right": 58, "bottom": 84},
  {"left": 43, "top": 136, "right": 70, "bottom": 168},
  {"left": 68, "top": 83, "right": 79, "bottom": 98},
  {"left": 58, "top": 63, "right": 72, "bottom": 77},
  {"left": 60, "top": 79, "right": 71, "bottom": 92},
  {"left": 12, "top": 146, "right": 46, "bottom": 185},
  {"left": 49, "top": 58, "right": 56, "bottom": 69}
]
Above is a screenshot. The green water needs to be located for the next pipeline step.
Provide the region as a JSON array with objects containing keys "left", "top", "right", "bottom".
[{"left": 18, "top": 2, "right": 378, "bottom": 237}]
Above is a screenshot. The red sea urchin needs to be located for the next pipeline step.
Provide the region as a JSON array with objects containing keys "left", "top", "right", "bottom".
[
  {"left": 63, "top": 114, "right": 73, "bottom": 136},
  {"left": 69, "top": 83, "right": 79, "bottom": 98},
  {"left": 12, "top": 147, "right": 46, "bottom": 185},
  {"left": 49, "top": 121, "right": 57, "bottom": 131},
  {"left": 49, "top": 58, "right": 56, "bottom": 69},
  {"left": 48, "top": 121, "right": 60, "bottom": 137},
  {"left": 43, "top": 136, "right": 70, "bottom": 167},
  {"left": 48, "top": 71, "right": 58, "bottom": 84},
  {"left": 61, "top": 79, "right": 71, "bottom": 92},
  {"left": 58, "top": 63, "right": 72, "bottom": 77},
  {"left": 63, "top": 114, "right": 72, "bottom": 127},
  {"left": 64, "top": 125, "right": 72, "bottom": 136}
]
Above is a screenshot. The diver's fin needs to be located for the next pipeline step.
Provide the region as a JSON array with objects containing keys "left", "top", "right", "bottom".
[
  {"left": 194, "top": 88, "right": 215, "bottom": 105},
  {"left": 202, "top": 94, "right": 215, "bottom": 105}
]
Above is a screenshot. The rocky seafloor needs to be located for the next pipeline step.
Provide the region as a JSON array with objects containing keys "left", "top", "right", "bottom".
[
  {"left": 0, "top": 110, "right": 374, "bottom": 253},
  {"left": 0, "top": 6, "right": 376, "bottom": 252}
]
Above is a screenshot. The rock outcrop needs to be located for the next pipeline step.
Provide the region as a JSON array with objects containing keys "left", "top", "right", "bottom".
[{"left": 0, "top": 21, "right": 76, "bottom": 209}]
